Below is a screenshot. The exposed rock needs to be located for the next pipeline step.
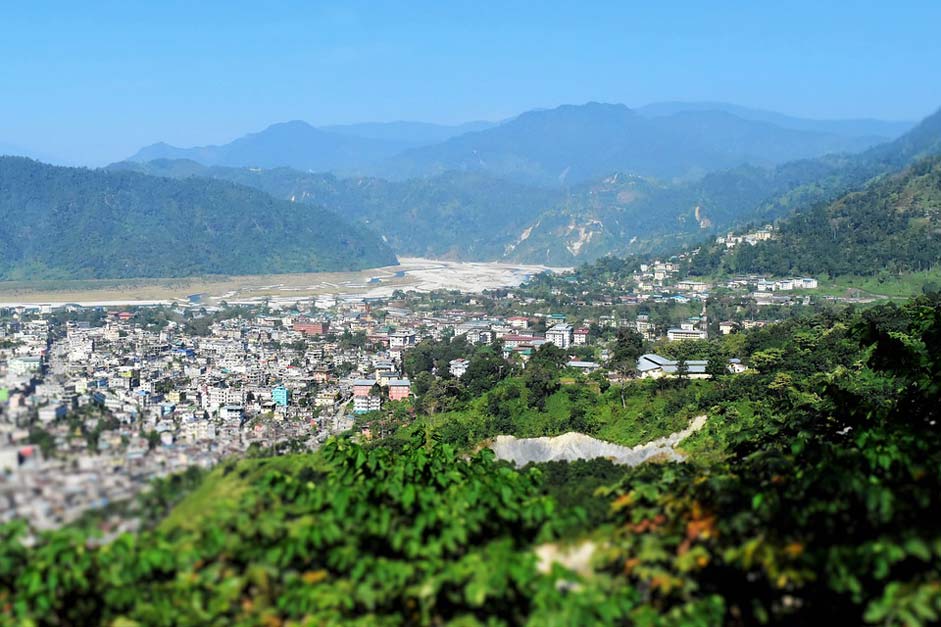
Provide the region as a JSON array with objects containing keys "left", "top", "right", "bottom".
[{"left": 490, "top": 414, "right": 707, "bottom": 467}]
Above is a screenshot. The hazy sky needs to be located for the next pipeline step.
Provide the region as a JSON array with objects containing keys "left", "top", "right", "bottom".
[{"left": 2, "top": 0, "right": 940, "bottom": 165}]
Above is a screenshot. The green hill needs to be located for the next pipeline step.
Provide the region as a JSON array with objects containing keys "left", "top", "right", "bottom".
[
  {"left": 0, "top": 157, "right": 397, "bottom": 280},
  {"left": 691, "top": 155, "right": 941, "bottom": 278}
]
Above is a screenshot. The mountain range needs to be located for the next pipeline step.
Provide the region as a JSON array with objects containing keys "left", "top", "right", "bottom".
[
  {"left": 114, "top": 105, "right": 941, "bottom": 267},
  {"left": 3, "top": 101, "right": 938, "bottom": 281},
  {"left": 0, "top": 157, "right": 397, "bottom": 281},
  {"left": 126, "top": 102, "right": 908, "bottom": 187},
  {"left": 634, "top": 101, "right": 913, "bottom": 138}
]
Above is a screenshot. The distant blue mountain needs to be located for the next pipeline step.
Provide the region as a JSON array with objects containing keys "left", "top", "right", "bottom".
[
  {"left": 373, "top": 102, "right": 895, "bottom": 185},
  {"left": 128, "top": 120, "right": 413, "bottom": 172},
  {"left": 320, "top": 120, "right": 498, "bottom": 144},
  {"left": 126, "top": 103, "right": 914, "bottom": 186},
  {"left": 636, "top": 101, "right": 914, "bottom": 139}
]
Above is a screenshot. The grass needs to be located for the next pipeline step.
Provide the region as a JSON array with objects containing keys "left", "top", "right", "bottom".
[
  {"left": 823, "top": 268, "right": 941, "bottom": 299},
  {"left": 160, "top": 453, "right": 330, "bottom": 533}
]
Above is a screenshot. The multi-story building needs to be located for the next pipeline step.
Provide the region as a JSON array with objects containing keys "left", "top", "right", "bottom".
[
  {"left": 271, "top": 384, "right": 289, "bottom": 407},
  {"left": 546, "top": 323, "right": 574, "bottom": 349},
  {"left": 353, "top": 395, "right": 381, "bottom": 414},
  {"left": 572, "top": 328, "right": 590, "bottom": 345},
  {"left": 387, "top": 379, "right": 411, "bottom": 401},
  {"left": 293, "top": 319, "right": 329, "bottom": 336}
]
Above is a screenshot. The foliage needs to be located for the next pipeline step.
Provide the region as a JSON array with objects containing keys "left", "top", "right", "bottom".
[
  {"left": 0, "top": 433, "right": 569, "bottom": 625},
  {"left": 596, "top": 294, "right": 941, "bottom": 624}
]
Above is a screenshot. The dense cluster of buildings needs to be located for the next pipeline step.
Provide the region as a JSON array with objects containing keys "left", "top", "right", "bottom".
[{"left": 0, "top": 265, "right": 777, "bottom": 531}]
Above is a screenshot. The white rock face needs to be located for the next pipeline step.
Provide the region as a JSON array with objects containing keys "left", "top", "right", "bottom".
[{"left": 490, "top": 415, "right": 707, "bottom": 467}]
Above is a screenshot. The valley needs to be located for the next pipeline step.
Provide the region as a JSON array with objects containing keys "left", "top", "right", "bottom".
[{"left": 0, "top": 258, "right": 567, "bottom": 307}]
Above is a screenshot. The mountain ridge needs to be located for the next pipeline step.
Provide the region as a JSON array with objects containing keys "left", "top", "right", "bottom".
[{"left": 0, "top": 156, "right": 397, "bottom": 280}]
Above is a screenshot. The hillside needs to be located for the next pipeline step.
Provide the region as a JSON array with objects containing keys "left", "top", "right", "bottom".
[
  {"left": 109, "top": 158, "right": 859, "bottom": 266},
  {"left": 110, "top": 161, "right": 561, "bottom": 260},
  {"left": 320, "top": 119, "right": 498, "bottom": 144},
  {"left": 636, "top": 101, "right": 914, "bottom": 138},
  {"left": 690, "top": 155, "right": 941, "bottom": 278},
  {"left": 0, "top": 157, "right": 397, "bottom": 280}
]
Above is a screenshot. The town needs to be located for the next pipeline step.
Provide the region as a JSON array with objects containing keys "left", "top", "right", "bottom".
[{"left": 0, "top": 250, "right": 846, "bottom": 535}]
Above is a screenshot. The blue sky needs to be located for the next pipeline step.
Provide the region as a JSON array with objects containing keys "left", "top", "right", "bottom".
[{"left": 2, "top": 0, "right": 940, "bottom": 165}]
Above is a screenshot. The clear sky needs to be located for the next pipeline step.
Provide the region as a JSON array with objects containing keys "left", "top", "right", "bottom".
[{"left": 2, "top": 0, "right": 940, "bottom": 165}]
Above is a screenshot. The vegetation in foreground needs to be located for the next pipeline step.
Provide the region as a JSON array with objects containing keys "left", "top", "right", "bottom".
[{"left": 2, "top": 295, "right": 941, "bottom": 625}]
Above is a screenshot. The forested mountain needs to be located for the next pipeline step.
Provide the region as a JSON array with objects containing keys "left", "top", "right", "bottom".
[
  {"left": 374, "top": 102, "right": 886, "bottom": 185},
  {"left": 690, "top": 155, "right": 941, "bottom": 278},
  {"left": 114, "top": 106, "right": 941, "bottom": 267},
  {"left": 536, "top": 105, "right": 941, "bottom": 265},
  {"left": 0, "top": 157, "right": 397, "bottom": 280},
  {"left": 116, "top": 158, "right": 822, "bottom": 265},
  {"left": 112, "top": 161, "right": 559, "bottom": 260},
  {"left": 128, "top": 121, "right": 415, "bottom": 172}
]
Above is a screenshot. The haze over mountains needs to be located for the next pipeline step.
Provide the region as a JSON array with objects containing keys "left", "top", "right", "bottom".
[{"left": 127, "top": 102, "right": 910, "bottom": 186}]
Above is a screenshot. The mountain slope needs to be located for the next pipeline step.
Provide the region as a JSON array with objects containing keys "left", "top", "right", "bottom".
[
  {"left": 375, "top": 102, "right": 892, "bottom": 186},
  {"left": 111, "top": 160, "right": 559, "bottom": 260},
  {"left": 0, "top": 157, "right": 397, "bottom": 280},
  {"left": 128, "top": 121, "right": 413, "bottom": 172},
  {"left": 688, "top": 155, "right": 941, "bottom": 278}
]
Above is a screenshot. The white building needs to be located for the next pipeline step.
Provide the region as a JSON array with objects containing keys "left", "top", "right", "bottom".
[
  {"left": 353, "top": 395, "right": 381, "bottom": 414},
  {"left": 449, "top": 358, "right": 469, "bottom": 378},
  {"left": 546, "top": 323, "right": 574, "bottom": 349},
  {"left": 389, "top": 331, "right": 416, "bottom": 349},
  {"left": 666, "top": 327, "right": 708, "bottom": 342}
]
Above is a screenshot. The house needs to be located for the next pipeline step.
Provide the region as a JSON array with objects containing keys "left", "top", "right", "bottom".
[
  {"left": 387, "top": 378, "right": 411, "bottom": 401},
  {"left": 449, "top": 358, "right": 469, "bottom": 378},
  {"left": 566, "top": 360, "right": 600, "bottom": 373},
  {"left": 727, "top": 358, "right": 748, "bottom": 374},
  {"left": 675, "top": 280, "right": 710, "bottom": 293},
  {"left": 220, "top": 404, "right": 243, "bottom": 422},
  {"left": 636, "top": 354, "right": 709, "bottom": 379},
  {"left": 573, "top": 328, "right": 590, "bottom": 345},
  {"left": 353, "top": 395, "right": 381, "bottom": 414},
  {"left": 271, "top": 384, "right": 289, "bottom": 407},
  {"left": 38, "top": 403, "right": 67, "bottom": 423},
  {"left": 507, "top": 316, "right": 529, "bottom": 329},
  {"left": 389, "top": 330, "right": 416, "bottom": 349},
  {"left": 718, "top": 321, "right": 738, "bottom": 335},
  {"left": 502, "top": 334, "right": 544, "bottom": 349},
  {"left": 352, "top": 379, "right": 377, "bottom": 398},
  {"left": 293, "top": 318, "right": 329, "bottom": 336}
]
